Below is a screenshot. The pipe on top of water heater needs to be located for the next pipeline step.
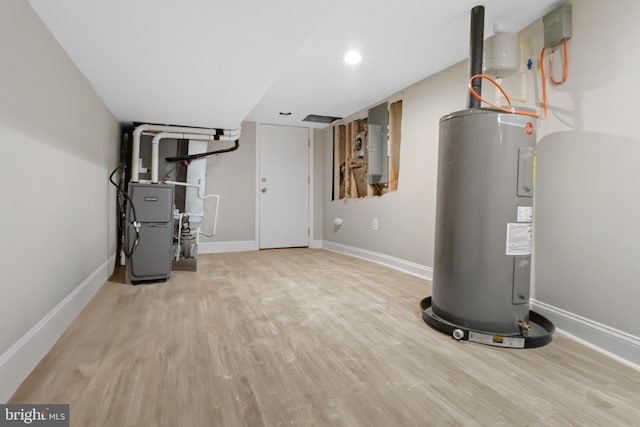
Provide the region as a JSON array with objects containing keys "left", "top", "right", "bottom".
[{"left": 468, "top": 5, "right": 485, "bottom": 109}]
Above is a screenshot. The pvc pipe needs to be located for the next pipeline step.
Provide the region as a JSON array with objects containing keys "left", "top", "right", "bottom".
[
  {"left": 131, "top": 123, "right": 241, "bottom": 182},
  {"left": 151, "top": 131, "right": 221, "bottom": 183},
  {"left": 468, "top": 6, "right": 485, "bottom": 109},
  {"left": 511, "top": 36, "right": 528, "bottom": 103},
  {"left": 210, "top": 195, "right": 220, "bottom": 236},
  {"left": 163, "top": 180, "right": 199, "bottom": 188},
  {"left": 164, "top": 178, "right": 220, "bottom": 236},
  {"left": 137, "top": 123, "right": 240, "bottom": 137},
  {"left": 518, "top": 36, "right": 528, "bottom": 103},
  {"left": 494, "top": 78, "right": 503, "bottom": 105},
  {"left": 175, "top": 212, "right": 183, "bottom": 261},
  {"left": 131, "top": 129, "right": 141, "bottom": 182},
  {"left": 182, "top": 211, "right": 204, "bottom": 217},
  {"left": 150, "top": 132, "right": 179, "bottom": 183},
  {"left": 196, "top": 179, "right": 220, "bottom": 236}
]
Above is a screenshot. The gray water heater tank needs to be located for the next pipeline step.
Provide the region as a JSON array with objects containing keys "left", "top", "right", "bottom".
[{"left": 432, "top": 108, "right": 537, "bottom": 335}]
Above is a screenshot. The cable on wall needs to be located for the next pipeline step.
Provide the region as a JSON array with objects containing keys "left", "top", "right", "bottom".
[{"left": 109, "top": 163, "right": 140, "bottom": 257}]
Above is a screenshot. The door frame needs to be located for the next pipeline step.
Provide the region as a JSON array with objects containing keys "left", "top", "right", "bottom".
[{"left": 255, "top": 123, "right": 315, "bottom": 249}]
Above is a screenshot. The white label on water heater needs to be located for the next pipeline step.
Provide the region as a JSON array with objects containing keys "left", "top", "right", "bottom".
[
  {"left": 517, "top": 206, "right": 533, "bottom": 222},
  {"left": 469, "top": 332, "right": 525, "bottom": 348},
  {"left": 506, "top": 223, "right": 532, "bottom": 255}
]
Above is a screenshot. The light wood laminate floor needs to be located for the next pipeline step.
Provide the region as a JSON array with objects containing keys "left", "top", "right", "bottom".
[{"left": 10, "top": 249, "right": 640, "bottom": 426}]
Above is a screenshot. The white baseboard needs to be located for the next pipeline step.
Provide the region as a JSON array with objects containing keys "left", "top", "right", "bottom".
[
  {"left": 531, "top": 299, "right": 640, "bottom": 370},
  {"left": 0, "top": 254, "right": 115, "bottom": 403},
  {"left": 198, "top": 240, "right": 258, "bottom": 254},
  {"left": 320, "top": 240, "right": 432, "bottom": 280},
  {"left": 309, "top": 240, "right": 323, "bottom": 249}
]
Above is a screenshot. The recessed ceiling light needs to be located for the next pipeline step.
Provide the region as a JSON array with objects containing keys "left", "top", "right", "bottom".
[
  {"left": 344, "top": 50, "right": 362, "bottom": 65},
  {"left": 279, "top": 112, "right": 292, "bottom": 116}
]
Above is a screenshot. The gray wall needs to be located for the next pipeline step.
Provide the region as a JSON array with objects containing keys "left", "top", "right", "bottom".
[
  {"left": 535, "top": 132, "right": 640, "bottom": 338},
  {"left": 530, "top": 0, "right": 640, "bottom": 347},
  {"left": 0, "top": 2, "right": 120, "bottom": 355},
  {"left": 199, "top": 121, "right": 256, "bottom": 242},
  {"left": 319, "top": 0, "right": 639, "bottom": 359}
]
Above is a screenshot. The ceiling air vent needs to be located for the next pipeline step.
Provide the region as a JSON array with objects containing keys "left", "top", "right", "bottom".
[{"left": 302, "top": 114, "right": 342, "bottom": 124}]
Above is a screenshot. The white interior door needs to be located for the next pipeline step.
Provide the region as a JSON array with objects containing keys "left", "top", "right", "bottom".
[{"left": 259, "top": 124, "right": 309, "bottom": 249}]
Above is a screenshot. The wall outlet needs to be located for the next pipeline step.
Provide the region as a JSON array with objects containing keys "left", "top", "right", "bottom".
[{"left": 372, "top": 218, "right": 379, "bottom": 231}]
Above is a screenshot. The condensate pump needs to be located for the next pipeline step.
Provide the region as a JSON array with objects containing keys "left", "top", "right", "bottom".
[{"left": 420, "top": 6, "right": 554, "bottom": 348}]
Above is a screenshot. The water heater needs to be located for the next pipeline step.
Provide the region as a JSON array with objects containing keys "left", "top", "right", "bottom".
[
  {"left": 420, "top": 5, "right": 553, "bottom": 348},
  {"left": 434, "top": 109, "right": 535, "bottom": 333}
]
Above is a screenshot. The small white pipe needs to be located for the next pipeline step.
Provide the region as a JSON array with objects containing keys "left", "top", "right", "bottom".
[
  {"left": 165, "top": 178, "right": 220, "bottom": 236},
  {"left": 512, "top": 35, "right": 528, "bottom": 103},
  {"left": 196, "top": 179, "right": 220, "bottom": 236},
  {"left": 175, "top": 212, "right": 183, "bottom": 261},
  {"left": 494, "top": 77, "right": 503, "bottom": 105},
  {"left": 182, "top": 211, "right": 204, "bottom": 217},
  {"left": 210, "top": 195, "right": 220, "bottom": 236},
  {"left": 163, "top": 180, "right": 199, "bottom": 188},
  {"left": 151, "top": 133, "right": 161, "bottom": 183},
  {"left": 131, "top": 126, "right": 145, "bottom": 182}
]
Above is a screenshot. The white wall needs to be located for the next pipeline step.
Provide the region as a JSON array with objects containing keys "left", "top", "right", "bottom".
[
  {"left": 320, "top": 0, "right": 640, "bottom": 364},
  {"left": 0, "top": 1, "right": 120, "bottom": 401}
]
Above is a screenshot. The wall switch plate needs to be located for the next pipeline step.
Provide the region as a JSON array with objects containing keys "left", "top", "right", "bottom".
[{"left": 372, "top": 218, "right": 379, "bottom": 231}]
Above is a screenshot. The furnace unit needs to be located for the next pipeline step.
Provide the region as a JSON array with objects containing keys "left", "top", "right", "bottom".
[{"left": 126, "top": 183, "right": 174, "bottom": 284}]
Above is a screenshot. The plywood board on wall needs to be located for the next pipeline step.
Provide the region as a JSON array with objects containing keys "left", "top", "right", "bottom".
[{"left": 389, "top": 100, "right": 402, "bottom": 191}]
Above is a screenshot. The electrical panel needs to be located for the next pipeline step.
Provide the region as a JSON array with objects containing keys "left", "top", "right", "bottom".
[
  {"left": 367, "top": 102, "right": 389, "bottom": 184},
  {"left": 543, "top": 3, "right": 572, "bottom": 48}
]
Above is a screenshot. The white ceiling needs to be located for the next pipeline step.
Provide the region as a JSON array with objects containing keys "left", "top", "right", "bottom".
[{"left": 28, "top": 0, "right": 562, "bottom": 130}]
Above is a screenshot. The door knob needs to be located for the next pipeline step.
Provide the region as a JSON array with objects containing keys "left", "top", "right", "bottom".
[{"left": 261, "top": 187, "right": 267, "bottom": 193}]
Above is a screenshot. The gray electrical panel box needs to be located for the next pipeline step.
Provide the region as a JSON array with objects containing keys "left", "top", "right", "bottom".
[
  {"left": 126, "top": 183, "right": 174, "bottom": 284},
  {"left": 543, "top": 3, "right": 572, "bottom": 47},
  {"left": 367, "top": 102, "right": 389, "bottom": 184}
]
